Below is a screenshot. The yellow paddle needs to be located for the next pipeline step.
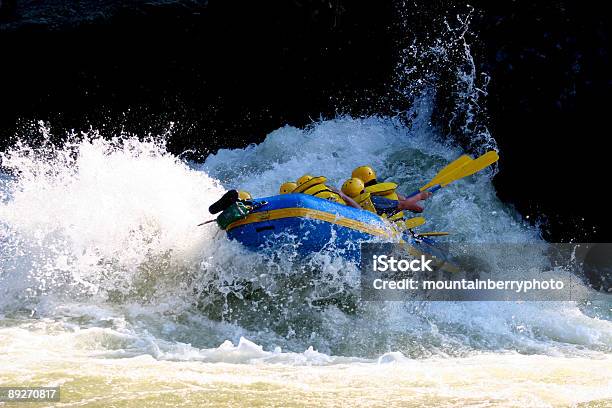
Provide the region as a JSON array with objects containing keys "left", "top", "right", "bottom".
[
  {"left": 430, "top": 150, "right": 499, "bottom": 192},
  {"left": 415, "top": 231, "right": 449, "bottom": 237},
  {"left": 420, "top": 154, "right": 473, "bottom": 191},
  {"left": 404, "top": 216, "right": 426, "bottom": 230},
  {"left": 406, "top": 151, "right": 499, "bottom": 197}
]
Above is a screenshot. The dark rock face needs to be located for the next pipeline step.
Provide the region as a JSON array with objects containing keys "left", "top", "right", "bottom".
[
  {"left": 1, "top": 0, "right": 397, "bottom": 154},
  {"left": 0, "top": 0, "right": 17, "bottom": 19},
  {"left": 1, "top": 1, "right": 610, "bottom": 242},
  {"left": 471, "top": 1, "right": 611, "bottom": 242}
]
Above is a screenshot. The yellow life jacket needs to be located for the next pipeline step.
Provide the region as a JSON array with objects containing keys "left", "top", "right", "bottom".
[
  {"left": 365, "top": 182, "right": 404, "bottom": 220},
  {"left": 302, "top": 183, "right": 329, "bottom": 196},
  {"left": 315, "top": 190, "right": 346, "bottom": 205},
  {"left": 354, "top": 191, "right": 377, "bottom": 214},
  {"left": 295, "top": 176, "right": 346, "bottom": 205},
  {"left": 365, "top": 182, "right": 397, "bottom": 198},
  {"left": 294, "top": 176, "right": 327, "bottom": 193}
]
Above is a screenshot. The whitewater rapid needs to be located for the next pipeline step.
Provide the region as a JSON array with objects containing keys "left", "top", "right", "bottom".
[{"left": 0, "top": 118, "right": 611, "bottom": 406}]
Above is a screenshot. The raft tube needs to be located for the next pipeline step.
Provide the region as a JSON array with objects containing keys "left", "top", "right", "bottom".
[{"left": 226, "top": 193, "right": 443, "bottom": 261}]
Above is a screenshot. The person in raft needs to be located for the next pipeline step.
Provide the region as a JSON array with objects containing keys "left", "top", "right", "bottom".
[
  {"left": 341, "top": 166, "right": 432, "bottom": 218},
  {"left": 279, "top": 176, "right": 362, "bottom": 209}
]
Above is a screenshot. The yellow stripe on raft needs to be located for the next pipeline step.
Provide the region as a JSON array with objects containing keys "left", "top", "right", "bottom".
[
  {"left": 226, "top": 207, "right": 397, "bottom": 238},
  {"left": 226, "top": 207, "right": 458, "bottom": 272}
]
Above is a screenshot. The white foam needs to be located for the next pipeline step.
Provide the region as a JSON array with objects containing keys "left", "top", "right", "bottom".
[{"left": 0, "top": 118, "right": 610, "bottom": 360}]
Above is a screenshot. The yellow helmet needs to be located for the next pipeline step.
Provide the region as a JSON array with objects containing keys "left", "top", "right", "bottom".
[
  {"left": 297, "top": 174, "right": 314, "bottom": 187},
  {"left": 341, "top": 178, "right": 365, "bottom": 198},
  {"left": 352, "top": 166, "right": 377, "bottom": 185},
  {"left": 238, "top": 190, "right": 252, "bottom": 201},
  {"left": 279, "top": 182, "right": 297, "bottom": 194}
]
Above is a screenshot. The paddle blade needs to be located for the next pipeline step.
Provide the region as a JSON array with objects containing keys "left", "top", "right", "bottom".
[
  {"left": 438, "top": 151, "right": 499, "bottom": 187},
  {"left": 420, "top": 155, "right": 473, "bottom": 191},
  {"left": 404, "top": 217, "right": 426, "bottom": 230},
  {"left": 416, "top": 231, "right": 449, "bottom": 237}
]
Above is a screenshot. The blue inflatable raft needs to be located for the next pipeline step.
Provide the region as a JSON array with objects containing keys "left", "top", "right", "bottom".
[{"left": 225, "top": 193, "right": 444, "bottom": 262}]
